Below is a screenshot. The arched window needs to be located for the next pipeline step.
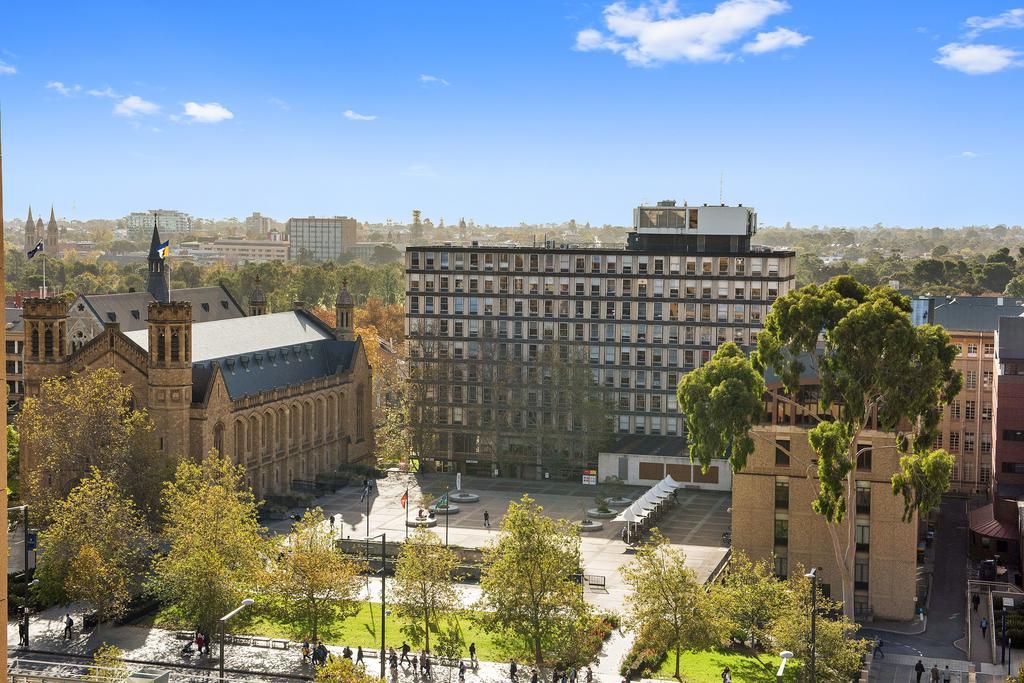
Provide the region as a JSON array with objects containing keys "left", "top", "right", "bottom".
[
  {"left": 171, "top": 330, "right": 180, "bottom": 361},
  {"left": 213, "top": 421, "right": 225, "bottom": 456},
  {"left": 157, "top": 330, "right": 166, "bottom": 362},
  {"left": 234, "top": 420, "right": 245, "bottom": 463},
  {"left": 248, "top": 415, "right": 258, "bottom": 455},
  {"left": 44, "top": 327, "right": 54, "bottom": 358},
  {"left": 30, "top": 328, "right": 39, "bottom": 358}
]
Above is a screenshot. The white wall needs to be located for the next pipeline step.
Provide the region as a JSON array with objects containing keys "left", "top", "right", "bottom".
[{"left": 597, "top": 452, "right": 732, "bottom": 491}]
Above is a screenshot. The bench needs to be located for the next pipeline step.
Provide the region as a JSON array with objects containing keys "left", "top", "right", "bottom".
[
  {"left": 176, "top": 631, "right": 193, "bottom": 641},
  {"left": 586, "top": 575, "right": 606, "bottom": 589},
  {"left": 251, "top": 637, "right": 271, "bottom": 648},
  {"left": 271, "top": 639, "right": 291, "bottom": 650}
]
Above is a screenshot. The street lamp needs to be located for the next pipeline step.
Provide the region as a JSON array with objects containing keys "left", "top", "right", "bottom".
[
  {"left": 366, "top": 533, "right": 387, "bottom": 680},
  {"left": 776, "top": 651, "right": 794, "bottom": 683},
  {"left": 219, "top": 598, "right": 255, "bottom": 682},
  {"left": 804, "top": 568, "right": 819, "bottom": 683}
]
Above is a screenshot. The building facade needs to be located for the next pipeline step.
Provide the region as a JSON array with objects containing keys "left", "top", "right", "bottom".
[
  {"left": 732, "top": 384, "right": 919, "bottom": 621},
  {"left": 127, "top": 209, "right": 192, "bottom": 239},
  {"left": 287, "top": 216, "right": 358, "bottom": 262},
  {"left": 212, "top": 237, "right": 290, "bottom": 264},
  {"left": 20, "top": 289, "right": 374, "bottom": 501},
  {"left": 404, "top": 201, "right": 796, "bottom": 478},
  {"left": 244, "top": 211, "right": 275, "bottom": 236}
]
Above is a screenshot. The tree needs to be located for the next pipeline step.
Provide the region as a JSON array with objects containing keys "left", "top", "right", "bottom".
[
  {"left": 355, "top": 297, "right": 406, "bottom": 342},
  {"left": 264, "top": 508, "right": 363, "bottom": 640},
  {"left": 90, "top": 643, "right": 130, "bottom": 683},
  {"left": 150, "top": 453, "right": 269, "bottom": 634},
  {"left": 620, "top": 531, "right": 727, "bottom": 680},
  {"left": 477, "top": 495, "right": 589, "bottom": 666},
  {"left": 17, "top": 367, "right": 173, "bottom": 520},
  {"left": 716, "top": 552, "right": 790, "bottom": 653},
  {"left": 393, "top": 526, "right": 461, "bottom": 652},
  {"left": 1005, "top": 274, "right": 1024, "bottom": 297},
  {"left": 315, "top": 657, "right": 382, "bottom": 683},
  {"left": 770, "top": 570, "right": 867, "bottom": 682},
  {"left": 35, "top": 469, "right": 152, "bottom": 622},
  {"left": 680, "top": 277, "right": 960, "bottom": 616},
  {"left": 975, "top": 262, "right": 1015, "bottom": 293},
  {"left": 433, "top": 621, "right": 467, "bottom": 683},
  {"left": 7, "top": 425, "right": 19, "bottom": 500}
]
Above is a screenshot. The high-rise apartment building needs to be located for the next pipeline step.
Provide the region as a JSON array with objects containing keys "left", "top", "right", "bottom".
[
  {"left": 245, "top": 211, "right": 275, "bottom": 236},
  {"left": 127, "top": 209, "right": 192, "bottom": 239},
  {"left": 404, "top": 201, "right": 796, "bottom": 478},
  {"left": 287, "top": 216, "right": 358, "bottom": 262}
]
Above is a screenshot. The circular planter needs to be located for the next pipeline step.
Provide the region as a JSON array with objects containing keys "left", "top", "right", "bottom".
[
  {"left": 578, "top": 520, "right": 604, "bottom": 532},
  {"left": 430, "top": 503, "right": 461, "bottom": 515},
  {"left": 606, "top": 497, "right": 633, "bottom": 507},
  {"left": 450, "top": 492, "right": 480, "bottom": 503},
  {"left": 406, "top": 517, "right": 437, "bottom": 528},
  {"left": 586, "top": 508, "right": 619, "bottom": 519}
]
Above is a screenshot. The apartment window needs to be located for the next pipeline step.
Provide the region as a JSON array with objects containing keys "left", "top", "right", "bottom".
[
  {"left": 856, "top": 444, "right": 872, "bottom": 471},
  {"left": 775, "top": 477, "right": 790, "bottom": 509},
  {"left": 774, "top": 516, "right": 789, "bottom": 546},
  {"left": 856, "top": 480, "right": 871, "bottom": 514},
  {"left": 983, "top": 371, "right": 993, "bottom": 389},
  {"left": 981, "top": 464, "right": 992, "bottom": 485},
  {"left": 775, "top": 439, "right": 790, "bottom": 466},
  {"left": 773, "top": 555, "right": 788, "bottom": 579},
  {"left": 854, "top": 595, "right": 870, "bottom": 618},
  {"left": 950, "top": 401, "right": 961, "bottom": 420},
  {"left": 949, "top": 431, "right": 960, "bottom": 452},
  {"left": 854, "top": 557, "right": 869, "bottom": 591},
  {"left": 984, "top": 342, "right": 995, "bottom": 357},
  {"left": 966, "top": 371, "right": 977, "bottom": 390},
  {"left": 964, "top": 430, "right": 975, "bottom": 454},
  {"left": 855, "top": 522, "right": 870, "bottom": 551},
  {"left": 967, "top": 344, "right": 978, "bottom": 357},
  {"left": 981, "top": 434, "right": 992, "bottom": 455},
  {"left": 965, "top": 401, "right": 976, "bottom": 421}
]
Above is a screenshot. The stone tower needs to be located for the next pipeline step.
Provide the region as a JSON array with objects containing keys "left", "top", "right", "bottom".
[
  {"left": 146, "top": 220, "right": 170, "bottom": 303},
  {"left": 45, "top": 206, "right": 59, "bottom": 253},
  {"left": 24, "top": 206, "right": 37, "bottom": 250},
  {"left": 146, "top": 301, "right": 192, "bottom": 459},
  {"left": 335, "top": 280, "right": 354, "bottom": 341},
  {"left": 35, "top": 217, "right": 43, "bottom": 244},
  {"left": 248, "top": 274, "right": 268, "bottom": 316},
  {"left": 21, "top": 297, "right": 71, "bottom": 479}
]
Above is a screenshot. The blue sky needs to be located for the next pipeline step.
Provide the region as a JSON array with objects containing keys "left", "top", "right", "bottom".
[{"left": 0, "top": 1, "right": 1022, "bottom": 228}]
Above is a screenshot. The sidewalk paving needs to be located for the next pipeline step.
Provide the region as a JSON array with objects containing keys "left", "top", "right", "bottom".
[{"left": 9, "top": 606, "right": 630, "bottom": 683}]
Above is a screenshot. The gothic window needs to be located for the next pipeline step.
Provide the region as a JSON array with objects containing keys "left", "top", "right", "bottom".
[
  {"left": 44, "top": 327, "right": 54, "bottom": 358},
  {"left": 171, "top": 330, "right": 180, "bottom": 361},
  {"left": 213, "top": 421, "right": 224, "bottom": 456}
]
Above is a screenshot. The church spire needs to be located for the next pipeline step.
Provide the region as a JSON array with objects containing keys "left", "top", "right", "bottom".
[
  {"left": 45, "top": 205, "right": 59, "bottom": 253},
  {"left": 146, "top": 217, "right": 170, "bottom": 303},
  {"left": 24, "top": 205, "right": 36, "bottom": 250}
]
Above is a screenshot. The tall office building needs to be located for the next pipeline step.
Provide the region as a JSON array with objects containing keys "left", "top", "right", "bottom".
[
  {"left": 245, "top": 211, "right": 275, "bottom": 236},
  {"left": 126, "top": 209, "right": 192, "bottom": 239},
  {"left": 287, "top": 216, "right": 358, "bottom": 262},
  {"left": 404, "top": 201, "right": 796, "bottom": 479}
]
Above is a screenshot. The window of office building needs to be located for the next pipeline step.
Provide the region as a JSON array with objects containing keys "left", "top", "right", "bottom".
[
  {"left": 966, "top": 371, "right": 977, "bottom": 389},
  {"left": 774, "top": 515, "right": 789, "bottom": 546},
  {"left": 775, "top": 477, "right": 789, "bottom": 509}
]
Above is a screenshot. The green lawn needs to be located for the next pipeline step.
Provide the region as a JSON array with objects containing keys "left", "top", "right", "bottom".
[
  {"left": 147, "top": 601, "right": 504, "bottom": 661},
  {"left": 654, "top": 648, "right": 799, "bottom": 682}
]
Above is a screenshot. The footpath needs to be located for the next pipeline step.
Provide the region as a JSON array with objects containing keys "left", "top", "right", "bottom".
[{"left": 8, "top": 605, "right": 632, "bottom": 683}]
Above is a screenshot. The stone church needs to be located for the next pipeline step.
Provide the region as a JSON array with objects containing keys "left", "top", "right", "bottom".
[{"left": 21, "top": 227, "right": 374, "bottom": 499}]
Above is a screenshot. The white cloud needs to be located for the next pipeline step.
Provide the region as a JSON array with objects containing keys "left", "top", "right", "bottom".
[
  {"left": 46, "top": 81, "right": 81, "bottom": 96},
  {"left": 403, "top": 164, "right": 438, "bottom": 178},
  {"left": 574, "top": 0, "right": 806, "bottom": 66},
  {"left": 934, "top": 43, "right": 1021, "bottom": 74},
  {"left": 742, "top": 26, "right": 810, "bottom": 53},
  {"left": 114, "top": 95, "right": 161, "bottom": 117},
  {"left": 419, "top": 74, "right": 450, "bottom": 86},
  {"left": 956, "top": 151, "right": 989, "bottom": 158},
  {"left": 0, "top": 61, "right": 16, "bottom": 75},
  {"left": 965, "top": 8, "right": 1024, "bottom": 38},
  {"left": 87, "top": 86, "right": 120, "bottom": 99},
  {"left": 344, "top": 109, "right": 378, "bottom": 121},
  {"left": 182, "top": 101, "right": 234, "bottom": 123},
  {"left": 268, "top": 97, "right": 290, "bottom": 111}
]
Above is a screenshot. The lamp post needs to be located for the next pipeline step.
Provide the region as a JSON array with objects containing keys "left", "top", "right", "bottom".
[
  {"left": 444, "top": 483, "right": 450, "bottom": 547},
  {"left": 804, "top": 568, "right": 818, "bottom": 683},
  {"left": 219, "top": 598, "right": 254, "bottom": 682},
  {"left": 365, "top": 533, "right": 388, "bottom": 680},
  {"left": 8, "top": 505, "right": 30, "bottom": 580},
  {"left": 776, "top": 651, "right": 794, "bottom": 683}
]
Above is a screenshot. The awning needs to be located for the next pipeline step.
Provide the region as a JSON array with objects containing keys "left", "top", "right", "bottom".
[
  {"left": 970, "top": 504, "right": 1018, "bottom": 541},
  {"left": 613, "top": 508, "right": 639, "bottom": 523}
]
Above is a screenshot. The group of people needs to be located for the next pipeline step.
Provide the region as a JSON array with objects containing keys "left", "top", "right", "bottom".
[
  {"left": 914, "top": 660, "right": 953, "bottom": 683},
  {"left": 302, "top": 639, "right": 332, "bottom": 666},
  {"left": 508, "top": 660, "right": 594, "bottom": 683},
  {"left": 180, "top": 628, "right": 213, "bottom": 657}
]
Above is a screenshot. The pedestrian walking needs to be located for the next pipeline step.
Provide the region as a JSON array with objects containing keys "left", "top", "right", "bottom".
[
  {"left": 357, "top": 646, "right": 364, "bottom": 664},
  {"left": 484, "top": 510, "right": 491, "bottom": 529},
  {"left": 872, "top": 638, "right": 884, "bottom": 659},
  {"left": 721, "top": 666, "right": 731, "bottom": 683},
  {"left": 402, "top": 641, "right": 412, "bottom": 666},
  {"left": 930, "top": 663, "right": 940, "bottom": 683},
  {"left": 972, "top": 593, "right": 980, "bottom": 612},
  {"left": 343, "top": 645, "right": 353, "bottom": 660},
  {"left": 18, "top": 615, "right": 28, "bottom": 648},
  {"left": 531, "top": 669, "right": 538, "bottom": 683},
  {"left": 561, "top": 668, "right": 568, "bottom": 683},
  {"left": 63, "top": 613, "right": 73, "bottom": 640},
  {"left": 942, "top": 665, "right": 951, "bottom": 683},
  {"left": 469, "top": 642, "right": 477, "bottom": 663},
  {"left": 569, "top": 667, "right": 577, "bottom": 683},
  {"left": 981, "top": 616, "right": 989, "bottom": 638},
  {"left": 510, "top": 660, "right": 518, "bottom": 682},
  {"left": 915, "top": 659, "right": 925, "bottom": 683},
  {"left": 423, "top": 653, "right": 431, "bottom": 677},
  {"left": 413, "top": 652, "right": 420, "bottom": 673},
  {"left": 459, "top": 660, "right": 467, "bottom": 683},
  {"left": 203, "top": 630, "right": 212, "bottom": 655},
  {"left": 585, "top": 667, "right": 593, "bottom": 683},
  {"left": 302, "top": 640, "right": 311, "bottom": 663}
]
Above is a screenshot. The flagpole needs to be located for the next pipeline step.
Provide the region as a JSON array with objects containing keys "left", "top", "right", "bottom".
[
  {"left": 42, "top": 252, "right": 46, "bottom": 298},
  {"left": 405, "top": 487, "right": 409, "bottom": 540},
  {"left": 445, "top": 483, "right": 449, "bottom": 547}
]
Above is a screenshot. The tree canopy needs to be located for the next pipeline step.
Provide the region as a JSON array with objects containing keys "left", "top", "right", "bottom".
[{"left": 392, "top": 526, "right": 461, "bottom": 652}]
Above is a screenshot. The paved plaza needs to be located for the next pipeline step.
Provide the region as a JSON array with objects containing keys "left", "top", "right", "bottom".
[{"left": 267, "top": 471, "right": 732, "bottom": 612}]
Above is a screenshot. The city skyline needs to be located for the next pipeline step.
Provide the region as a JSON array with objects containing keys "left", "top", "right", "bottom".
[{"left": 0, "top": 1, "right": 1022, "bottom": 227}]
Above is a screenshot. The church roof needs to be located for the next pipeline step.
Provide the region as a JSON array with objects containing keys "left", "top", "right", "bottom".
[
  {"left": 192, "top": 338, "right": 358, "bottom": 401},
  {"left": 77, "top": 285, "right": 245, "bottom": 331},
  {"left": 123, "top": 308, "right": 335, "bottom": 362}
]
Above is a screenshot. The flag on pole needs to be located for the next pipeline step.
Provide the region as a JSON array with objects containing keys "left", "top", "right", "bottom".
[
  {"left": 27, "top": 241, "right": 43, "bottom": 259},
  {"left": 157, "top": 240, "right": 171, "bottom": 259},
  {"left": 400, "top": 489, "right": 409, "bottom": 509}
]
